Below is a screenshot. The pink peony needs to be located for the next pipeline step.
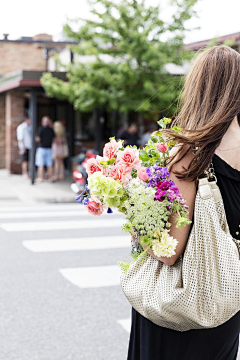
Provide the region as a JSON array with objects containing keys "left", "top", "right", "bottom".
[
  {"left": 103, "top": 139, "right": 122, "bottom": 159},
  {"left": 137, "top": 167, "right": 149, "bottom": 182},
  {"left": 157, "top": 143, "right": 167, "bottom": 153},
  {"left": 85, "top": 198, "right": 104, "bottom": 216},
  {"left": 109, "top": 163, "right": 132, "bottom": 184},
  {"left": 116, "top": 147, "right": 141, "bottom": 171},
  {"left": 85, "top": 158, "right": 102, "bottom": 176}
]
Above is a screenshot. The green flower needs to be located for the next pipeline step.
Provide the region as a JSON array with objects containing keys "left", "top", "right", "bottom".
[
  {"left": 88, "top": 172, "right": 108, "bottom": 197},
  {"left": 88, "top": 172, "right": 121, "bottom": 199}
]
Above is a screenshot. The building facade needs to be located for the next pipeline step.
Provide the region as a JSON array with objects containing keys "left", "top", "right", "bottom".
[{"left": 0, "top": 33, "right": 77, "bottom": 174}]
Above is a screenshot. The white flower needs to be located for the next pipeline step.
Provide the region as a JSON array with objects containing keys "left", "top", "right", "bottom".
[{"left": 152, "top": 229, "right": 178, "bottom": 258}]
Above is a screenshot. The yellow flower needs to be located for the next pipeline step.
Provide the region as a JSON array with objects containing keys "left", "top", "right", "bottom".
[{"left": 152, "top": 229, "right": 178, "bottom": 258}]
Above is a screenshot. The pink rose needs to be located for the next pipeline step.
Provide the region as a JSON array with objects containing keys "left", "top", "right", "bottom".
[
  {"left": 137, "top": 167, "right": 149, "bottom": 182},
  {"left": 109, "top": 163, "right": 132, "bottom": 184},
  {"left": 85, "top": 198, "right": 104, "bottom": 216},
  {"left": 103, "top": 139, "right": 121, "bottom": 159},
  {"left": 86, "top": 158, "right": 102, "bottom": 176},
  {"left": 157, "top": 143, "right": 167, "bottom": 153},
  {"left": 116, "top": 148, "right": 141, "bottom": 171}
]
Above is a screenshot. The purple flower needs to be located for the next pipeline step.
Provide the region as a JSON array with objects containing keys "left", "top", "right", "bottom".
[
  {"left": 75, "top": 195, "right": 83, "bottom": 203},
  {"left": 146, "top": 165, "right": 171, "bottom": 188},
  {"left": 157, "top": 181, "right": 171, "bottom": 191},
  {"left": 154, "top": 189, "right": 167, "bottom": 202},
  {"left": 159, "top": 167, "right": 170, "bottom": 179},
  {"left": 146, "top": 167, "right": 152, "bottom": 177},
  {"left": 167, "top": 190, "right": 181, "bottom": 201},
  {"left": 179, "top": 199, "right": 187, "bottom": 205},
  {"left": 169, "top": 186, "right": 179, "bottom": 194},
  {"left": 83, "top": 197, "right": 90, "bottom": 205}
]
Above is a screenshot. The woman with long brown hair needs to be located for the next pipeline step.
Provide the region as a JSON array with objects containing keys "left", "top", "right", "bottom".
[{"left": 127, "top": 45, "right": 240, "bottom": 359}]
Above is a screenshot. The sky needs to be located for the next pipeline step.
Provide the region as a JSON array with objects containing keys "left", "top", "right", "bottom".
[{"left": 0, "top": 0, "right": 240, "bottom": 44}]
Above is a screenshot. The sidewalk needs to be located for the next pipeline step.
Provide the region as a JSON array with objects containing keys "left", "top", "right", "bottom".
[{"left": 0, "top": 170, "right": 75, "bottom": 206}]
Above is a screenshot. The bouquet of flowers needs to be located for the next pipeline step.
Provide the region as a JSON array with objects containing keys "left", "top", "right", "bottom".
[{"left": 77, "top": 118, "right": 191, "bottom": 273}]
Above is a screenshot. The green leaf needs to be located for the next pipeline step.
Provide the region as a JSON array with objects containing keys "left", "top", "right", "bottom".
[
  {"left": 131, "top": 168, "right": 137, "bottom": 178},
  {"left": 100, "top": 161, "right": 108, "bottom": 168},
  {"left": 107, "top": 158, "right": 116, "bottom": 165},
  {"left": 139, "top": 150, "right": 148, "bottom": 161}
]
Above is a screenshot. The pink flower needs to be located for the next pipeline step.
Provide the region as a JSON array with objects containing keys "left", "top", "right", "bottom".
[
  {"left": 137, "top": 167, "right": 149, "bottom": 182},
  {"left": 85, "top": 198, "right": 104, "bottom": 216},
  {"left": 103, "top": 139, "right": 122, "bottom": 159},
  {"left": 85, "top": 158, "right": 102, "bottom": 176},
  {"left": 157, "top": 143, "right": 167, "bottom": 153},
  {"left": 109, "top": 163, "right": 132, "bottom": 184},
  {"left": 116, "top": 148, "right": 141, "bottom": 171}
]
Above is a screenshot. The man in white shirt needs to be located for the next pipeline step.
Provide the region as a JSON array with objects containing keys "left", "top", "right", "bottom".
[{"left": 17, "top": 117, "right": 31, "bottom": 178}]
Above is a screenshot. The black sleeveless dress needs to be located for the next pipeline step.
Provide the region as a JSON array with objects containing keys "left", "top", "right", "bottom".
[{"left": 127, "top": 154, "right": 240, "bottom": 360}]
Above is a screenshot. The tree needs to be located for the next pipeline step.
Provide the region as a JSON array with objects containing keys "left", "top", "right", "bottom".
[{"left": 41, "top": 0, "right": 197, "bottom": 118}]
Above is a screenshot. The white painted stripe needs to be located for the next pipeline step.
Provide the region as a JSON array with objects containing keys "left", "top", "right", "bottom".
[
  {"left": 0, "top": 204, "right": 82, "bottom": 212},
  {"left": 22, "top": 235, "right": 130, "bottom": 252},
  {"left": 59, "top": 265, "right": 121, "bottom": 288},
  {"left": 0, "top": 210, "right": 124, "bottom": 219},
  {"left": 0, "top": 218, "right": 124, "bottom": 232},
  {"left": 117, "top": 318, "right": 131, "bottom": 333}
]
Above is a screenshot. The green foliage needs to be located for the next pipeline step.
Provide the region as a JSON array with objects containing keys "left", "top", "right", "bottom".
[
  {"left": 41, "top": 0, "right": 198, "bottom": 116},
  {"left": 140, "top": 117, "right": 175, "bottom": 167},
  {"left": 118, "top": 261, "right": 130, "bottom": 274}
]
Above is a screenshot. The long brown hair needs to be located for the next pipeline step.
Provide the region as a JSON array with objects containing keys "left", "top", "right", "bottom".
[{"left": 164, "top": 45, "right": 240, "bottom": 181}]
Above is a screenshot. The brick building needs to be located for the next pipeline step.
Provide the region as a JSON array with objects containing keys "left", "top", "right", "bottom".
[{"left": 0, "top": 33, "right": 76, "bottom": 174}]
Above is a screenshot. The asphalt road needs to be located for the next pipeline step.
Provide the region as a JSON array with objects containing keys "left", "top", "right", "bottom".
[{"left": 0, "top": 203, "right": 131, "bottom": 360}]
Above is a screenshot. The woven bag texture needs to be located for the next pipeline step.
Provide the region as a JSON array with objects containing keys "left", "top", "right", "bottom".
[{"left": 120, "top": 184, "right": 240, "bottom": 331}]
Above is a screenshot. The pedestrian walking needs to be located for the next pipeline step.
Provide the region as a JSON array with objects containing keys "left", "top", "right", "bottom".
[
  {"left": 52, "top": 121, "right": 68, "bottom": 181},
  {"left": 16, "top": 116, "right": 31, "bottom": 178},
  {"left": 35, "top": 116, "right": 55, "bottom": 183},
  {"left": 126, "top": 46, "right": 240, "bottom": 360}
]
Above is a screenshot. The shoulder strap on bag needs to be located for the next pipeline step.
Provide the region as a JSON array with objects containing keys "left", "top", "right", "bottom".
[{"left": 198, "top": 162, "right": 221, "bottom": 203}]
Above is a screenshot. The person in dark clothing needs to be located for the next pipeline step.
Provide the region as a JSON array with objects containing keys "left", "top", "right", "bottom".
[
  {"left": 121, "top": 123, "right": 140, "bottom": 147},
  {"left": 127, "top": 46, "right": 240, "bottom": 360},
  {"left": 35, "top": 116, "right": 55, "bottom": 182}
]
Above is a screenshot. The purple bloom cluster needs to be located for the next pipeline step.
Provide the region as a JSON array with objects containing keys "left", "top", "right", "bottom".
[
  {"left": 146, "top": 165, "right": 170, "bottom": 188},
  {"left": 146, "top": 165, "right": 183, "bottom": 203},
  {"left": 154, "top": 181, "right": 181, "bottom": 202},
  {"left": 76, "top": 184, "right": 90, "bottom": 204}
]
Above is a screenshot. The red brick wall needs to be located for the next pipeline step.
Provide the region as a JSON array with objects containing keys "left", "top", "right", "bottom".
[
  {"left": 0, "top": 42, "right": 48, "bottom": 75},
  {"left": 5, "top": 91, "right": 24, "bottom": 174},
  {"left": 0, "top": 95, "right": 5, "bottom": 168}
]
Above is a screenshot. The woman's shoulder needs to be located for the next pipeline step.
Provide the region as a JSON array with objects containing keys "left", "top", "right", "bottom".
[{"left": 169, "top": 145, "right": 194, "bottom": 175}]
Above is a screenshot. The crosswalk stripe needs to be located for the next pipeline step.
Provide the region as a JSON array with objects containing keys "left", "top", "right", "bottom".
[
  {"left": 0, "top": 210, "right": 124, "bottom": 219},
  {"left": 59, "top": 265, "right": 121, "bottom": 288},
  {"left": 0, "top": 204, "right": 81, "bottom": 212},
  {"left": 117, "top": 318, "right": 131, "bottom": 333},
  {"left": 0, "top": 218, "right": 124, "bottom": 232},
  {"left": 22, "top": 235, "right": 130, "bottom": 252}
]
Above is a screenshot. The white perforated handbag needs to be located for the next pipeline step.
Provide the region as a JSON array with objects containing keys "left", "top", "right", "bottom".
[{"left": 120, "top": 176, "right": 240, "bottom": 331}]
